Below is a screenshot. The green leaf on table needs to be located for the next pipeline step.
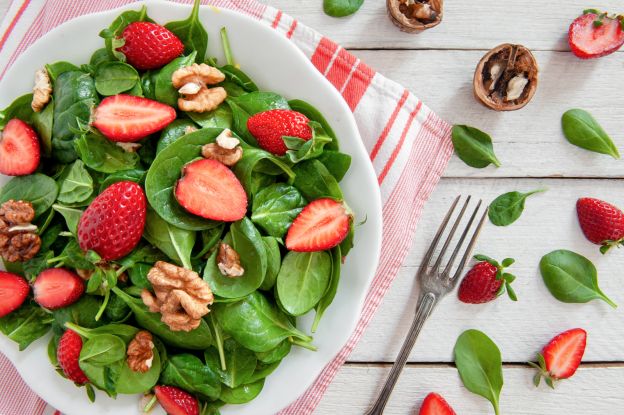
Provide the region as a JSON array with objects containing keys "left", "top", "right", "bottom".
[
  {"left": 165, "top": 0, "right": 208, "bottom": 63},
  {"left": 323, "top": 0, "right": 364, "bottom": 17},
  {"left": 488, "top": 189, "right": 546, "bottom": 226},
  {"left": 451, "top": 125, "right": 501, "bottom": 169},
  {"left": 561, "top": 109, "right": 619, "bottom": 159}
]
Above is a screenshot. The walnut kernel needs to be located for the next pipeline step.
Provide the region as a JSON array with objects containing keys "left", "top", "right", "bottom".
[
  {"left": 201, "top": 129, "right": 243, "bottom": 166},
  {"left": 0, "top": 200, "right": 40, "bottom": 262},
  {"left": 127, "top": 331, "right": 155, "bottom": 373},
  {"left": 32, "top": 68, "right": 52, "bottom": 112},
  {"left": 217, "top": 243, "right": 245, "bottom": 278},
  {"left": 172, "top": 63, "right": 227, "bottom": 113}
]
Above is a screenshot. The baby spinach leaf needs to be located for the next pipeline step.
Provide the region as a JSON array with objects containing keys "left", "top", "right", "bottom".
[
  {"left": 192, "top": 224, "right": 225, "bottom": 260},
  {"left": 562, "top": 109, "right": 620, "bottom": 159},
  {"left": 52, "top": 204, "right": 82, "bottom": 234},
  {"left": 312, "top": 246, "right": 341, "bottom": 333},
  {"left": 115, "top": 346, "right": 161, "bottom": 394},
  {"left": 220, "top": 65, "right": 258, "bottom": 93},
  {"left": 90, "top": 48, "right": 112, "bottom": 67},
  {"left": 141, "top": 71, "right": 156, "bottom": 99},
  {"left": 98, "top": 168, "right": 146, "bottom": 192},
  {"left": 165, "top": 0, "right": 208, "bottom": 62},
  {"left": 488, "top": 189, "right": 545, "bottom": 227},
  {"left": 208, "top": 339, "right": 257, "bottom": 388},
  {"left": 65, "top": 322, "right": 140, "bottom": 344},
  {"left": 259, "top": 236, "right": 281, "bottom": 291},
  {"left": 0, "top": 94, "right": 34, "bottom": 130},
  {"left": 255, "top": 339, "right": 291, "bottom": 364},
  {"left": 104, "top": 294, "right": 131, "bottom": 322},
  {"left": 246, "top": 361, "right": 280, "bottom": 384},
  {"left": 0, "top": 174, "right": 58, "bottom": 218},
  {"left": 317, "top": 151, "right": 352, "bottom": 182},
  {"left": 154, "top": 52, "right": 197, "bottom": 107},
  {"left": 75, "top": 132, "right": 139, "bottom": 173},
  {"left": 284, "top": 121, "right": 333, "bottom": 163},
  {"left": 251, "top": 183, "right": 306, "bottom": 238},
  {"left": 80, "top": 358, "right": 123, "bottom": 397},
  {"left": 277, "top": 251, "right": 332, "bottom": 316},
  {"left": 143, "top": 207, "right": 196, "bottom": 269},
  {"left": 128, "top": 262, "right": 153, "bottom": 289},
  {"left": 213, "top": 291, "right": 312, "bottom": 353},
  {"left": 451, "top": 125, "right": 501, "bottom": 169},
  {"left": 79, "top": 334, "right": 126, "bottom": 366},
  {"left": 540, "top": 249, "right": 616, "bottom": 308},
  {"left": 187, "top": 105, "right": 233, "bottom": 130},
  {"left": 52, "top": 71, "right": 98, "bottom": 163},
  {"left": 53, "top": 296, "right": 105, "bottom": 329},
  {"left": 99, "top": 6, "right": 151, "bottom": 61},
  {"left": 219, "top": 379, "right": 264, "bottom": 404},
  {"left": 323, "top": 0, "right": 364, "bottom": 18},
  {"left": 45, "top": 62, "right": 80, "bottom": 83},
  {"left": 52, "top": 238, "right": 95, "bottom": 270},
  {"left": 32, "top": 98, "right": 54, "bottom": 156},
  {"left": 22, "top": 251, "right": 54, "bottom": 282},
  {"left": 233, "top": 146, "right": 296, "bottom": 200},
  {"left": 57, "top": 160, "right": 94, "bottom": 204},
  {"left": 0, "top": 301, "right": 53, "bottom": 350},
  {"left": 94, "top": 61, "right": 139, "bottom": 96},
  {"left": 145, "top": 128, "right": 224, "bottom": 230},
  {"left": 454, "top": 329, "right": 503, "bottom": 415},
  {"left": 156, "top": 119, "right": 197, "bottom": 154},
  {"left": 292, "top": 159, "right": 343, "bottom": 201},
  {"left": 288, "top": 99, "right": 338, "bottom": 150},
  {"left": 161, "top": 353, "right": 221, "bottom": 400}
]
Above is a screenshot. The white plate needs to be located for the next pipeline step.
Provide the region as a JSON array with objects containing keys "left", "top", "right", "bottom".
[{"left": 0, "top": 1, "right": 382, "bottom": 414}]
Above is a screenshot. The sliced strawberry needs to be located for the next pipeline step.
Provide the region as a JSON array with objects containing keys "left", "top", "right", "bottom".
[
  {"left": 0, "top": 271, "right": 29, "bottom": 317},
  {"left": 247, "top": 109, "right": 312, "bottom": 156},
  {"left": 419, "top": 392, "right": 457, "bottom": 415},
  {"left": 33, "top": 268, "right": 84, "bottom": 310},
  {"left": 154, "top": 385, "right": 199, "bottom": 415},
  {"left": 175, "top": 159, "right": 247, "bottom": 222},
  {"left": 77, "top": 181, "right": 146, "bottom": 260},
  {"left": 285, "top": 198, "right": 350, "bottom": 252},
  {"left": 119, "top": 22, "right": 184, "bottom": 71},
  {"left": 569, "top": 12, "right": 624, "bottom": 59},
  {"left": 93, "top": 95, "right": 176, "bottom": 142},
  {"left": 0, "top": 119, "right": 40, "bottom": 176},
  {"left": 530, "top": 328, "right": 587, "bottom": 388},
  {"left": 57, "top": 329, "right": 89, "bottom": 384}
]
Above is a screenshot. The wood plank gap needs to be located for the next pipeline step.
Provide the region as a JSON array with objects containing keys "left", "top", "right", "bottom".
[{"left": 343, "top": 361, "right": 624, "bottom": 368}]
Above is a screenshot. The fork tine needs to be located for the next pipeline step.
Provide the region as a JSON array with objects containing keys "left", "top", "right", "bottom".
[
  {"left": 449, "top": 206, "right": 489, "bottom": 281},
  {"left": 420, "top": 195, "right": 461, "bottom": 270},
  {"left": 431, "top": 196, "right": 471, "bottom": 271},
  {"left": 442, "top": 200, "right": 483, "bottom": 275}
]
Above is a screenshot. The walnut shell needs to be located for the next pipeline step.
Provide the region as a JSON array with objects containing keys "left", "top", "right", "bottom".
[
  {"left": 473, "top": 44, "right": 539, "bottom": 111},
  {"left": 387, "top": 0, "right": 443, "bottom": 33}
]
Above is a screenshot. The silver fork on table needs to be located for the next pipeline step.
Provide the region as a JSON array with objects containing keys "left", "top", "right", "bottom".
[{"left": 365, "top": 195, "right": 488, "bottom": 415}]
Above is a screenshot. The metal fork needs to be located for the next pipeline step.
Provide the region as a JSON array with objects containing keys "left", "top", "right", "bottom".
[{"left": 364, "top": 196, "right": 488, "bottom": 415}]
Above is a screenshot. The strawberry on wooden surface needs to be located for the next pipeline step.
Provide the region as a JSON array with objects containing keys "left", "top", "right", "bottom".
[
  {"left": 529, "top": 328, "right": 587, "bottom": 388},
  {"left": 577, "top": 197, "right": 624, "bottom": 253},
  {"left": 418, "top": 392, "right": 457, "bottom": 415},
  {"left": 33, "top": 268, "right": 84, "bottom": 310},
  {"left": 57, "top": 330, "right": 89, "bottom": 385},
  {"left": 154, "top": 385, "right": 199, "bottom": 415},
  {"left": 285, "top": 198, "right": 350, "bottom": 252},
  {"left": 0, "top": 119, "right": 40, "bottom": 176},
  {"left": 458, "top": 255, "right": 517, "bottom": 304},
  {"left": 568, "top": 11, "right": 624, "bottom": 59},
  {"left": 247, "top": 109, "right": 313, "bottom": 156},
  {"left": 93, "top": 95, "right": 176, "bottom": 142},
  {"left": 119, "top": 22, "right": 184, "bottom": 70},
  {"left": 0, "top": 271, "right": 29, "bottom": 317},
  {"left": 77, "top": 181, "right": 146, "bottom": 260}
]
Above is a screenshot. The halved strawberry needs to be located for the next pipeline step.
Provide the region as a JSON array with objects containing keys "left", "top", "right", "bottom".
[
  {"left": 247, "top": 109, "right": 312, "bottom": 156},
  {"left": 33, "top": 268, "right": 84, "bottom": 310},
  {"left": 57, "top": 329, "right": 89, "bottom": 385},
  {"left": 419, "top": 392, "right": 457, "bottom": 415},
  {"left": 119, "top": 22, "right": 184, "bottom": 71},
  {"left": 285, "top": 198, "right": 350, "bottom": 252},
  {"left": 154, "top": 385, "right": 199, "bottom": 415},
  {"left": 529, "top": 328, "right": 587, "bottom": 388},
  {"left": 92, "top": 95, "right": 176, "bottom": 142},
  {"left": 0, "top": 271, "right": 29, "bottom": 317},
  {"left": 569, "top": 11, "right": 624, "bottom": 59},
  {"left": 175, "top": 159, "right": 247, "bottom": 222},
  {"left": 0, "top": 119, "right": 40, "bottom": 176}
]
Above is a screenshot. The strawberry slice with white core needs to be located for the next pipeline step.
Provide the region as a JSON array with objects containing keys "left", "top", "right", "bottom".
[
  {"left": 419, "top": 392, "right": 457, "bottom": 415},
  {"left": 285, "top": 198, "right": 350, "bottom": 252},
  {"left": 0, "top": 119, "right": 41, "bottom": 176},
  {"left": 543, "top": 328, "right": 587, "bottom": 379},
  {"left": 33, "top": 268, "right": 84, "bottom": 310},
  {"left": 154, "top": 385, "right": 199, "bottom": 415},
  {"left": 569, "top": 13, "right": 624, "bottom": 59},
  {"left": 0, "top": 271, "right": 29, "bottom": 317},
  {"left": 93, "top": 94, "right": 176, "bottom": 142},
  {"left": 175, "top": 158, "right": 248, "bottom": 222}
]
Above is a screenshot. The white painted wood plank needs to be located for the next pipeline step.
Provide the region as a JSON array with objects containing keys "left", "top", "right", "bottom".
[
  {"left": 318, "top": 364, "right": 624, "bottom": 414},
  {"left": 352, "top": 49, "right": 624, "bottom": 178},
  {"left": 267, "top": 0, "right": 624, "bottom": 51},
  {"left": 349, "top": 178, "right": 624, "bottom": 362}
]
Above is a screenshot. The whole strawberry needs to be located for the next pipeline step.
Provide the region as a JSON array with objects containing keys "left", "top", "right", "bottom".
[
  {"left": 568, "top": 10, "right": 624, "bottom": 59},
  {"left": 529, "top": 328, "right": 587, "bottom": 388},
  {"left": 247, "top": 109, "right": 313, "bottom": 156},
  {"left": 57, "top": 330, "right": 89, "bottom": 385},
  {"left": 77, "top": 181, "right": 146, "bottom": 261},
  {"left": 119, "top": 22, "right": 184, "bottom": 70},
  {"left": 458, "top": 255, "right": 517, "bottom": 304},
  {"left": 577, "top": 197, "right": 624, "bottom": 253}
]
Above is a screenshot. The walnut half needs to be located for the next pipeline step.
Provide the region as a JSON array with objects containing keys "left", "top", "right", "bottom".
[
  {"left": 172, "top": 63, "right": 227, "bottom": 113},
  {"left": 201, "top": 129, "right": 243, "bottom": 166},
  {"left": 127, "top": 331, "right": 154, "bottom": 373},
  {"left": 0, "top": 200, "right": 40, "bottom": 262},
  {"left": 32, "top": 68, "right": 52, "bottom": 112},
  {"left": 217, "top": 243, "right": 245, "bottom": 278},
  {"left": 387, "top": 0, "right": 443, "bottom": 33}
]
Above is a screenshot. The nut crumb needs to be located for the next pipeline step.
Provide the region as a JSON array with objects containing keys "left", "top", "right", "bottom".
[
  {"left": 217, "top": 243, "right": 245, "bottom": 278},
  {"left": 127, "top": 331, "right": 155, "bottom": 373},
  {"left": 116, "top": 142, "right": 142, "bottom": 153},
  {"left": 172, "top": 63, "right": 227, "bottom": 113},
  {"left": 32, "top": 68, "right": 52, "bottom": 112}
]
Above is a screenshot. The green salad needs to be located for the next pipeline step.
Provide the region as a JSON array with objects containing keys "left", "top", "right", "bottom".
[{"left": 0, "top": 1, "right": 355, "bottom": 413}]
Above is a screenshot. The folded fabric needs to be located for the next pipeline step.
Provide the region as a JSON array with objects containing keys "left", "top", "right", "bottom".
[{"left": 0, "top": 0, "right": 453, "bottom": 414}]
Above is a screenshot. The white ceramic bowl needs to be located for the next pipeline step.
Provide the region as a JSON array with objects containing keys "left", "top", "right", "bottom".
[{"left": 0, "top": 1, "right": 382, "bottom": 414}]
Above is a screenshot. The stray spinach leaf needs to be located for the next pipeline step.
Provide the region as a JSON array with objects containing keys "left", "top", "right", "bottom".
[
  {"left": 488, "top": 189, "right": 545, "bottom": 227},
  {"left": 562, "top": 109, "right": 620, "bottom": 159},
  {"left": 451, "top": 125, "right": 501, "bottom": 169},
  {"left": 323, "top": 0, "right": 365, "bottom": 18}
]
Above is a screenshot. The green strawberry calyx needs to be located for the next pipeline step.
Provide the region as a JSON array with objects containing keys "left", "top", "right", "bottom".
[{"left": 473, "top": 254, "right": 518, "bottom": 301}]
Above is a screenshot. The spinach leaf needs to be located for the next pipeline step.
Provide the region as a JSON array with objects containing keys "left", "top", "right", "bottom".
[
  {"left": 156, "top": 119, "right": 197, "bottom": 154},
  {"left": 99, "top": 6, "right": 151, "bottom": 61},
  {"left": 251, "top": 183, "right": 306, "bottom": 238},
  {"left": 187, "top": 105, "right": 233, "bottom": 129},
  {"left": 115, "top": 346, "right": 161, "bottom": 394},
  {"left": 192, "top": 224, "right": 224, "bottom": 260},
  {"left": 255, "top": 339, "right": 291, "bottom": 364},
  {"left": 79, "top": 334, "right": 126, "bottom": 366},
  {"left": 160, "top": 353, "right": 221, "bottom": 400},
  {"left": 488, "top": 189, "right": 545, "bottom": 227},
  {"left": 277, "top": 251, "right": 332, "bottom": 316},
  {"left": 0, "top": 301, "right": 53, "bottom": 350},
  {"left": 141, "top": 71, "right": 156, "bottom": 99},
  {"left": 154, "top": 52, "right": 197, "bottom": 107},
  {"left": 0, "top": 94, "right": 34, "bottom": 130},
  {"left": 65, "top": 322, "right": 139, "bottom": 344},
  {"left": 75, "top": 132, "right": 139, "bottom": 173},
  {"left": 51, "top": 238, "right": 94, "bottom": 270},
  {"left": 128, "top": 262, "right": 153, "bottom": 289},
  {"left": 145, "top": 128, "right": 222, "bottom": 230},
  {"left": 45, "top": 62, "right": 80, "bottom": 83},
  {"left": 203, "top": 218, "right": 267, "bottom": 298},
  {"left": 259, "top": 236, "right": 281, "bottom": 291},
  {"left": 228, "top": 92, "right": 290, "bottom": 144},
  {"left": 312, "top": 246, "right": 341, "bottom": 332},
  {"left": 57, "top": 160, "right": 94, "bottom": 204},
  {"left": 104, "top": 294, "right": 131, "bottom": 322},
  {"left": 52, "top": 71, "right": 98, "bottom": 163},
  {"left": 213, "top": 291, "right": 312, "bottom": 353},
  {"left": 323, "top": 0, "right": 365, "bottom": 18},
  {"left": 288, "top": 99, "right": 338, "bottom": 148},
  {"left": 292, "top": 159, "right": 343, "bottom": 201},
  {"left": 220, "top": 65, "right": 258, "bottom": 94},
  {"left": 53, "top": 296, "right": 104, "bottom": 329},
  {"left": 451, "top": 125, "right": 501, "bottom": 169},
  {"left": 94, "top": 61, "right": 139, "bottom": 96},
  {"left": 0, "top": 174, "right": 58, "bottom": 218},
  {"left": 454, "top": 329, "right": 504, "bottom": 415},
  {"left": 143, "top": 208, "right": 196, "bottom": 269},
  {"left": 284, "top": 122, "right": 333, "bottom": 163},
  {"left": 317, "top": 151, "right": 352, "bottom": 182},
  {"left": 219, "top": 379, "right": 264, "bottom": 404},
  {"left": 90, "top": 48, "right": 112, "bottom": 67},
  {"left": 98, "top": 168, "right": 146, "bottom": 192},
  {"left": 116, "top": 244, "right": 165, "bottom": 271},
  {"left": 562, "top": 109, "right": 620, "bottom": 159},
  {"left": 111, "top": 287, "right": 213, "bottom": 349},
  {"left": 80, "top": 358, "right": 123, "bottom": 397},
  {"left": 540, "top": 249, "right": 616, "bottom": 307},
  {"left": 232, "top": 146, "right": 295, "bottom": 200},
  {"left": 246, "top": 361, "right": 280, "bottom": 384},
  {"left": 32, "top": 98, "right": 54, "bottom": 156},
  {"left": 165, "top": 0, "right": 208, "bottom": 63},
  {"left": 206, "top": 339, "right": 257, "bottom": 388},
  {"left": 52, "top": 204, "right": 82, "bottom": 234}
]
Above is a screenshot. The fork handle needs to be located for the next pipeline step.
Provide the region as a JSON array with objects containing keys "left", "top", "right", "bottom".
[{"left": 364, "top": 292, "right": 437, "bottom": 415}]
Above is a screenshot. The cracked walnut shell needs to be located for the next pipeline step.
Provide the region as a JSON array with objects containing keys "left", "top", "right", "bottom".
[
  {"left": 127, "top": 331, "right": 154, "bottom": 373},
  {"left": 474, "top": 44, "right": 539, "bottom": 111},
  {"left": 32, "top": 68, "right": 52, "bottom": 112},
  {"left": 0, "top": 200, "right": 40, "bottom": 262},
  {"left": 387, "top": 0, "right": 443, "bottom": 33},
  {"left": 172, "top": 63, "right": 227, "bottom": 113}
]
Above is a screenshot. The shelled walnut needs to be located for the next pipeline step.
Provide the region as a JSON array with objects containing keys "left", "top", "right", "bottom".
[
  {"left": 127, "top": 331, "right": 154, "bottom": 373},
  {"left": 0, "top": 200, "right": 40, "bottom": 262},
  {"left": 387, "top": 0, "right": 443, "bottom": 33},
  {"left": 201, "top": 129, "right": 243, "bottom": 166},
  {"left": 217, "top": 243, "right": 244, "bottom": 277},
  {"left": 32, "top": 68, "right": 52, "bottom": 112},
  {"left": 171, "top": 63, "right": 227, "bottom": 113},
  {"left": 473, "top": 44, "right": 539, "bottom": 111}
]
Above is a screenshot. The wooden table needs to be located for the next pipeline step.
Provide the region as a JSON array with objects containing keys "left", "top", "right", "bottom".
[{"left": 1, "top": 1, "right": 623, "bottom": 413}]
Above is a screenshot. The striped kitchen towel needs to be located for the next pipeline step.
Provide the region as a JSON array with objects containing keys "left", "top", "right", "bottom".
[{"left": 0, "top": 0, "right": 453, "bottom": 414}]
